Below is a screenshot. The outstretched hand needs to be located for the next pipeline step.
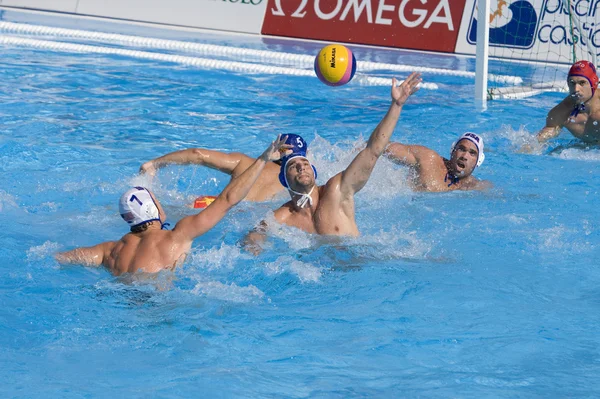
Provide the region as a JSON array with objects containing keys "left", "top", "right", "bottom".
[
  {"left": 391, "top": 72, "right": 422, "bottom": 106},
  {"left": 139, "top": 161, "right": 157, "bottom": 176},
  {"left": 260, "top": 135, "right": 293, "bottom": 162}
]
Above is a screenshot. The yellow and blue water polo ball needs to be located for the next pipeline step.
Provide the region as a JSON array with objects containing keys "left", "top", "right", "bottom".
[{"left": 314, "top": 44, "right": 357, "bottom": 87}]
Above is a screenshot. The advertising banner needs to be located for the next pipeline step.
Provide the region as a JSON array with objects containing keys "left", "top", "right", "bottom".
[
  {"left": 261, "top": 0, "right": 468, "bottom": 53},
  {"left": 455, "top": 0, "right": 600, "bottom": 63},
  {"left": 76, "top": 0, "right": 268, "bottom": 34}
]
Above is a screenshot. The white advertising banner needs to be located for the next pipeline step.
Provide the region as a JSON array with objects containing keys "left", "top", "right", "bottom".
[
  {"left": 0, "top": 0, "right": 78, "bottom": 12},
  {"left": 455, "top": 0, "right": 600, "bottom": 64},
  {"left": 76, "top": 0, "right": 268, "bottom": 34}
]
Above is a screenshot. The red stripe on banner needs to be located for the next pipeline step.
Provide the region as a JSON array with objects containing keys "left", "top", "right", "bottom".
[{"left": 261, "top": 0, "right": 467, "bottom": 53}]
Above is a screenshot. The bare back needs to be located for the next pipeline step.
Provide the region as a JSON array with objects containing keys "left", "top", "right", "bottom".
[
  {"left": 60, "top": 136, "right": 290, "bottom": 275},
  {"left": 231, "top": 156, "right": 283, "bottom": 201},
  {"left": 102, "top": 230, "right": 191, "bottom": 275}
]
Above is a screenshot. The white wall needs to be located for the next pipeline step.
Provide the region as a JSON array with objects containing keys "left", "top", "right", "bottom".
[
  {"left": 0, "top": 0, "right": 77, "bottom": 13},
  {"left": 77, "top": 0, "right": 267, "bottom": 34},
  {"left": 0, "top": 0, "right": 268, "bottom": 34}
]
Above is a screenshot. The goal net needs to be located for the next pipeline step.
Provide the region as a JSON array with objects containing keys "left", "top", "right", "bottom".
[{"left": 472, "top": 0, "right": 599, "bottom": 99}]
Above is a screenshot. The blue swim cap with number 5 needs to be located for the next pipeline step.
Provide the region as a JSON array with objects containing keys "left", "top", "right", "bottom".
[{"left": 283, "top": 134, "right": 307, "bottom": 157}]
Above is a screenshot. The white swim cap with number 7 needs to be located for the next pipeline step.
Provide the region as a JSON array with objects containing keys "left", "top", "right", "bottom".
[{"left": 119, "top": 186, "right": 160, "bottom": 227}]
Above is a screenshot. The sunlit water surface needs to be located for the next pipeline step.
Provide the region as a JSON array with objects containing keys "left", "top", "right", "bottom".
[{"left": 1, "top": 11, "right": 599, "bottom": 398}]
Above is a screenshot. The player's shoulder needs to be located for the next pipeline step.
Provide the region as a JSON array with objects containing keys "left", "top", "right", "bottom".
[
  {"left": 273, "top": 201, "right": 294, "bottom": 220},
  {"left": 413, "top": 145, "right": 441, "bottom": 159},
  {"left": 549, "top": 96, "right": 574, "bottom": 114}
]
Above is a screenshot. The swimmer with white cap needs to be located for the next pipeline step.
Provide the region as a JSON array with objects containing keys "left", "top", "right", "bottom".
[
  {"left": 385, "top": 132, "right": 491, "bottom": 191},
  {"left": 244, "top": 72, "right": 422, "bottom": 253},
  {"left": 532, "top": 60, "right": 600, "bottom": 146},
  {"left": 55, "top": 135, "right": 293, "bottom": 276}
]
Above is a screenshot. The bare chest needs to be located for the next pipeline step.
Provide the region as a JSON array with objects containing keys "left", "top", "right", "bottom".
[
  {"left": 564, "top": 112, "right": 600, "bottom": 142},
  {"left": 413, "top": 169, "right": 457, "bottom": 192}
]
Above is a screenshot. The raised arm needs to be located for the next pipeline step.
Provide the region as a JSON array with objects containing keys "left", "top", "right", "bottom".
[
  {"left": 140, "top": 148, "right": 252, "bottom": 176},
  {"left": 340, "top": 72, "right": 422, "bottom": 196},
  {"left": 385, "top": 142, "right": 441, "bottom": 168},
  {"left": 172, "top": 136, "right": 292, "bottom": 241},
  {"left": 55, "top": 241, "right": 114, "bottom": 267}
]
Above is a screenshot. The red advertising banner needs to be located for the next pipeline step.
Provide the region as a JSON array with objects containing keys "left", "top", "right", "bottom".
[{"left": 261, "top": 0, "right": 467, "bottom": 53}]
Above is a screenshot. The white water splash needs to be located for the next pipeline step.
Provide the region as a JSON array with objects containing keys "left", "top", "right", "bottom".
[
  {"left": 70, "top": 206, "right": 118, "bottom": 228},
  {"left": 309, "top": 134, "right": 412, "bottom": 199},
  {"left": 496, "top": 125, "right": 546, "bottom": 155},
  {"left": 0, "top": 190, "right": 18, "bottom": 212},
  {"left": 26, "top": 240, "right": 61, "bottom": 261},
  {"left": 191, "top": 280, "right": 265, "bottom": 303},
  {"left": 357, "top": 228, "right": 433, "bottom": 261},
  {"left": 554, "top": 148, "right": 600, "bottom": 162},
  {"left": 188, "top": 243, "right": 249, "bottom": 271},
  {"left": 187, "top": 112, "right": 227, "bottom": 120},
  {"left": 537, "top": 225, "right": 593, "bottom": 253}
]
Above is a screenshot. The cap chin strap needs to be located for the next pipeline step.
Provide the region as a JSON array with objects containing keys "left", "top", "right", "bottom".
[
  {"left": 570, "top": 102, "right": 586, "bottom": 119},
  {"left": 288, "top": 185, "right": 315, "bottom": 208},
  {"left": 445, "top": 173, "right": 460, "bottom": 187}
]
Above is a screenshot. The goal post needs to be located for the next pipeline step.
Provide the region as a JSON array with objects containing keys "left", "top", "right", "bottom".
[
  {"left": 475, "top": 0, "right": 491, "bottom": 104},
  {"left": 473, "top": 0, "right": 599, "bottom": 101}
]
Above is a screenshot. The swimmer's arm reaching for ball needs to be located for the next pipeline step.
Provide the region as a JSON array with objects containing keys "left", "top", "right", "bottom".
[
  {"left": 172, "top": 137, "right": 292, "bottom": 241},
  {"left": 139, "top": 149, "right": 254, "bottom": 177},
  {"left": 340, "top": 73, "right": 421, "bottom": 195},
  {"left": 55, "top": 241, "right": 115, "bottom": 267}
]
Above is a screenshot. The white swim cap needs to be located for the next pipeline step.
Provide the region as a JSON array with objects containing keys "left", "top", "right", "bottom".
[
  {"left": 451, "top": 132, "right": 485, "bottom": 167},
  {"left": 119, "top": 187, "right": 160, "bottom": 228}
]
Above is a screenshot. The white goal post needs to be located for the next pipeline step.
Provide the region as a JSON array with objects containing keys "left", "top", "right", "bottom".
[{"left": 474, "top": 0, "right": 599, "bottom": 102}]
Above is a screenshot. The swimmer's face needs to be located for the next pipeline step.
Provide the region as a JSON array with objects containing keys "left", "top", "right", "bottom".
[
  {"left": 568, "top": 76, "right": 593, "bottom": 102},
  {"left": 285, "top": 157, "right": 315, "bottom": 191},
  {"left": 450, "top": 139, "right": 478, "bottom": 176}
]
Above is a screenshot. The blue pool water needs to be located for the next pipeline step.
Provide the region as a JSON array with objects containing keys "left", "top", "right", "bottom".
[{"left": 1, "top": 10, "right": 600, "bottom": 398}]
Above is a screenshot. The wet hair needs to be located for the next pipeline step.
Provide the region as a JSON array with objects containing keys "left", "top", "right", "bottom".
[{"left": 130, "top": 220, "right": 155, "bottom": 233}]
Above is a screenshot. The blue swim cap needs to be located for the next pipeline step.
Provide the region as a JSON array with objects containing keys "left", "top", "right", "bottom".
[
  {"left": 283, "top": 134, "right": 308, "bottom": 156},
  {"left": 278, "top": 134, "right": 318, "bottom": 188}
]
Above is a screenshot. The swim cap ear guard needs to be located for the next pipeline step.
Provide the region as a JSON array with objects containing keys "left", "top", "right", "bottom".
[
  {"left": 277, "top": 134, "right": 318, "bottom": 188},
  {"left": 119, "top": 186, "right": 161, "bottom": 228},
  {"left": 451, "top": 132, "right": 485, "bottom": 168},
  {"left": 278, "top": 155, "right": 318, "bottom": 188}
]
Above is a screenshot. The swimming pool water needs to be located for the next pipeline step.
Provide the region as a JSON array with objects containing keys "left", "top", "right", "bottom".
[{"left": 1, "top": 9, "right": 599, "bottom": 398}]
